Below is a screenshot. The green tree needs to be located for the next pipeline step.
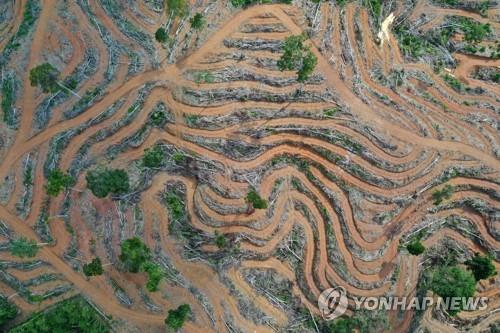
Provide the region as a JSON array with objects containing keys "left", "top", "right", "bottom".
[
  {"left": 142, "top": 262, "right": 163, "bottom": 292},
  {"left": 143, "top": 146, "right": 164, "bottom": 168},
  {"left": 86, "top": 168, "right": 130, "bottom": 198},
  {"left": 278, "top": 34, "right": 307, "bottom": 71},
  {"left": 155, "top": 27, "right": 168, "bottom": 43},
  {"left": 430, "top": 266, "right": 476, "bottom": 315},
  {"left": 190, "top": 13, "right": 204, "bottom": 30},
  {"left": 10, "top": 237, "right": 39, "bottom": 258},
  {"left": 29, "top": 63, "right": 60, "bottom": 93},
  {"left": 119, "top": 237, "right": 151, "bottom": 273},
  {"left": 165, "top": 304, "right": 190, "bottom": 330},
  {"left": 298, "top": 50, "right": 317, "bottom": 82},
  {"left": 407, "top": 240, "right": 425, "bottom": 256},
  {"left": 246, "top": 189, "right": 268, "bottom": 209},
  {"left": 465, "top": 253, "right": 497, "bottom": 281},
  {"left": 0, "top": 295, "right": 17, "bottom": 326},
  {"left": 45, "top": 169, "right": 74, "bottom": 196},
  {"left": 278, "top": 34, "right": 317, "bottom": 82},
  {"left": 83, "top": 257, "right": 104, "bottom": 277}
]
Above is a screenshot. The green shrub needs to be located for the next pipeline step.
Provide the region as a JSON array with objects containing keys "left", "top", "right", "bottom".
[
  {"left": 1, "top": 77, "right": 15, "bottom": 126},
  {"left": 165, "top": 192, "right": 185, "bottom": 220},
  {"left": 155, "top": 28, "right": 168, "bottom": 43},
  {"left": 407, "top": 240, "right": 425, "bottom": 256},
  {"left": 165, "top": 304, "right": 190, "bottom": 330},
  {"left": 278, "top": 34, "right": 317, "bottom": 82},
  {"left": 246, "top": 189, "right": 268, "bottom": 209},
  {"left": 143, "top": 262, "right": 163, "bottom": 292},
  {"left": 172, "top": 152, "right": 186, "bottom": 163},
  {"left": 10, "top": 237, "right": 38, "bottom": 258},
  {"left": 86, "top": 168, "right": 130, "bottom": 198},
  {"left": 442, "top": 74, "right": 465, "bottom": 92},
  {"left": 119, "top": 237, "right": 151, "bottom": 273},
  {"left": 9, "top": 296, "right": 109, "bottom": 333},
  {"left": 432, "top": 184, "right": 454, "bottom": 205},
  {"left": 143, "top": 146, "right": 164, "bottom": 168},
  {"left": 150, "top": 109, "right": 167, "bottom": 126},
  {"left": 465, "top": 253, "right": 497, "bottom": 281},
  {"left": 323, "top": 108, "right": 339, "bottom": 117},
  {"left": 83, "top": 257, "right": 104, "bottom": 277},
  {"left": 29, "top": 63, "right": 60, "bottom": 93},
  {"left": 457, "top": 17, "right": 491, "bottom": 43},
  {"left": 214, "top": 231, "right": 228, "bottom": 249},
  {"left": 298, "top": 50, "right": 318, "bottom": 82},
  {"left": 45, "top": 169, "right": 74, "bottom": 196},
  {"left": 0, "top": 295, "right": 17, "bottom": 326},
  {"left": 190, "top": 13, "right": 204, "bottom": 30},
  {"left": 119, "top": 238, "right": 163, "bottom": 291}
]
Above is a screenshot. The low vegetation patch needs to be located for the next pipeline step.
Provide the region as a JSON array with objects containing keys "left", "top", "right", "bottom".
[
  {"left": 9, "top": 296, "right": 110, "bottom": 333},
  {"left": 432, "top": 184, "right": 454, "bottom": 205},
  {"left": 246, "top": 189, "right": 268, "bottom": 209},
  {"left": 0, "top": 295, "right": 17, "bottom": 327},
  {"left": 10, "top": 237, "right": 39, "bottom": 258},
  {"left": 86, "top": 168, "right": 130, "bottom": 198}
]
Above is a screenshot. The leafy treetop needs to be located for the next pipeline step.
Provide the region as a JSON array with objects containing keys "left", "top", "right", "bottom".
[
  {"left": 155, "top": 27, "right": 168, "bottom": 43},
  {"left": 119, "top": 238, "right": 163, "bottom": 291},
  {"left": 45, "top": 169, "right": 74, "bottom": 196},
  {"left": 29, "top": 63, "right": 60, "bottom": 93},
  {"left": 83, "top": 257, "right": 104, "bottom": 277},
  {"left": 165, "top": 304, "right": 190, "bottom": 330},
  {"left": 278, "top": 34, "right": 318, "bottom": 82},
  {"left": 143, "top": 146, "right": 164, "bottom": 168},
  {"left": 406, "top": 240, "right": 425, "bottom": 256},
  {"left": 465, "top": 253, "right": 497, "bottom": 281},
  {"left": 86, "top": 168, "right": 130, "bottom": 198},
  {"left": 190, "top": 13, "right": 204, "bottom": 30},
  {"left": 430, "top": 266, "right": 476, "bottom": 315},
  {"left": 119, "top": 237, "right": 152, "bottom": 273}
]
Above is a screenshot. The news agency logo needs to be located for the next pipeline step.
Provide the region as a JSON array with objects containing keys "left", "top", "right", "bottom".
[
  {"left": 318, "top": 287, "right": 349, "bottom": 320},
  {"left": 318, "top": 287, "right": 489, "bottom": 321}
]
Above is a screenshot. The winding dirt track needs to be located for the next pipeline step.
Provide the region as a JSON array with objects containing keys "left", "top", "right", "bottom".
[{"left": 0, "top": 0, "right": 498, "bottom": 332}]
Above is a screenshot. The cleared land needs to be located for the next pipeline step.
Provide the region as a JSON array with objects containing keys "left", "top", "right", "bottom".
[{"left": 0, "top": 0, "right": 498, "bottom": 332}]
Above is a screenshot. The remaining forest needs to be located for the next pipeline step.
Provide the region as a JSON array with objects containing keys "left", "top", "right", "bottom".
[{"left": 0, "top": 0, "right": 498, "bottom": 332}]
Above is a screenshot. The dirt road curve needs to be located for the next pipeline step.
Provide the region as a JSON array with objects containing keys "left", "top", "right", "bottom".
[{"left": 0, "top": 0, "right": 498, "bottom": 332}]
